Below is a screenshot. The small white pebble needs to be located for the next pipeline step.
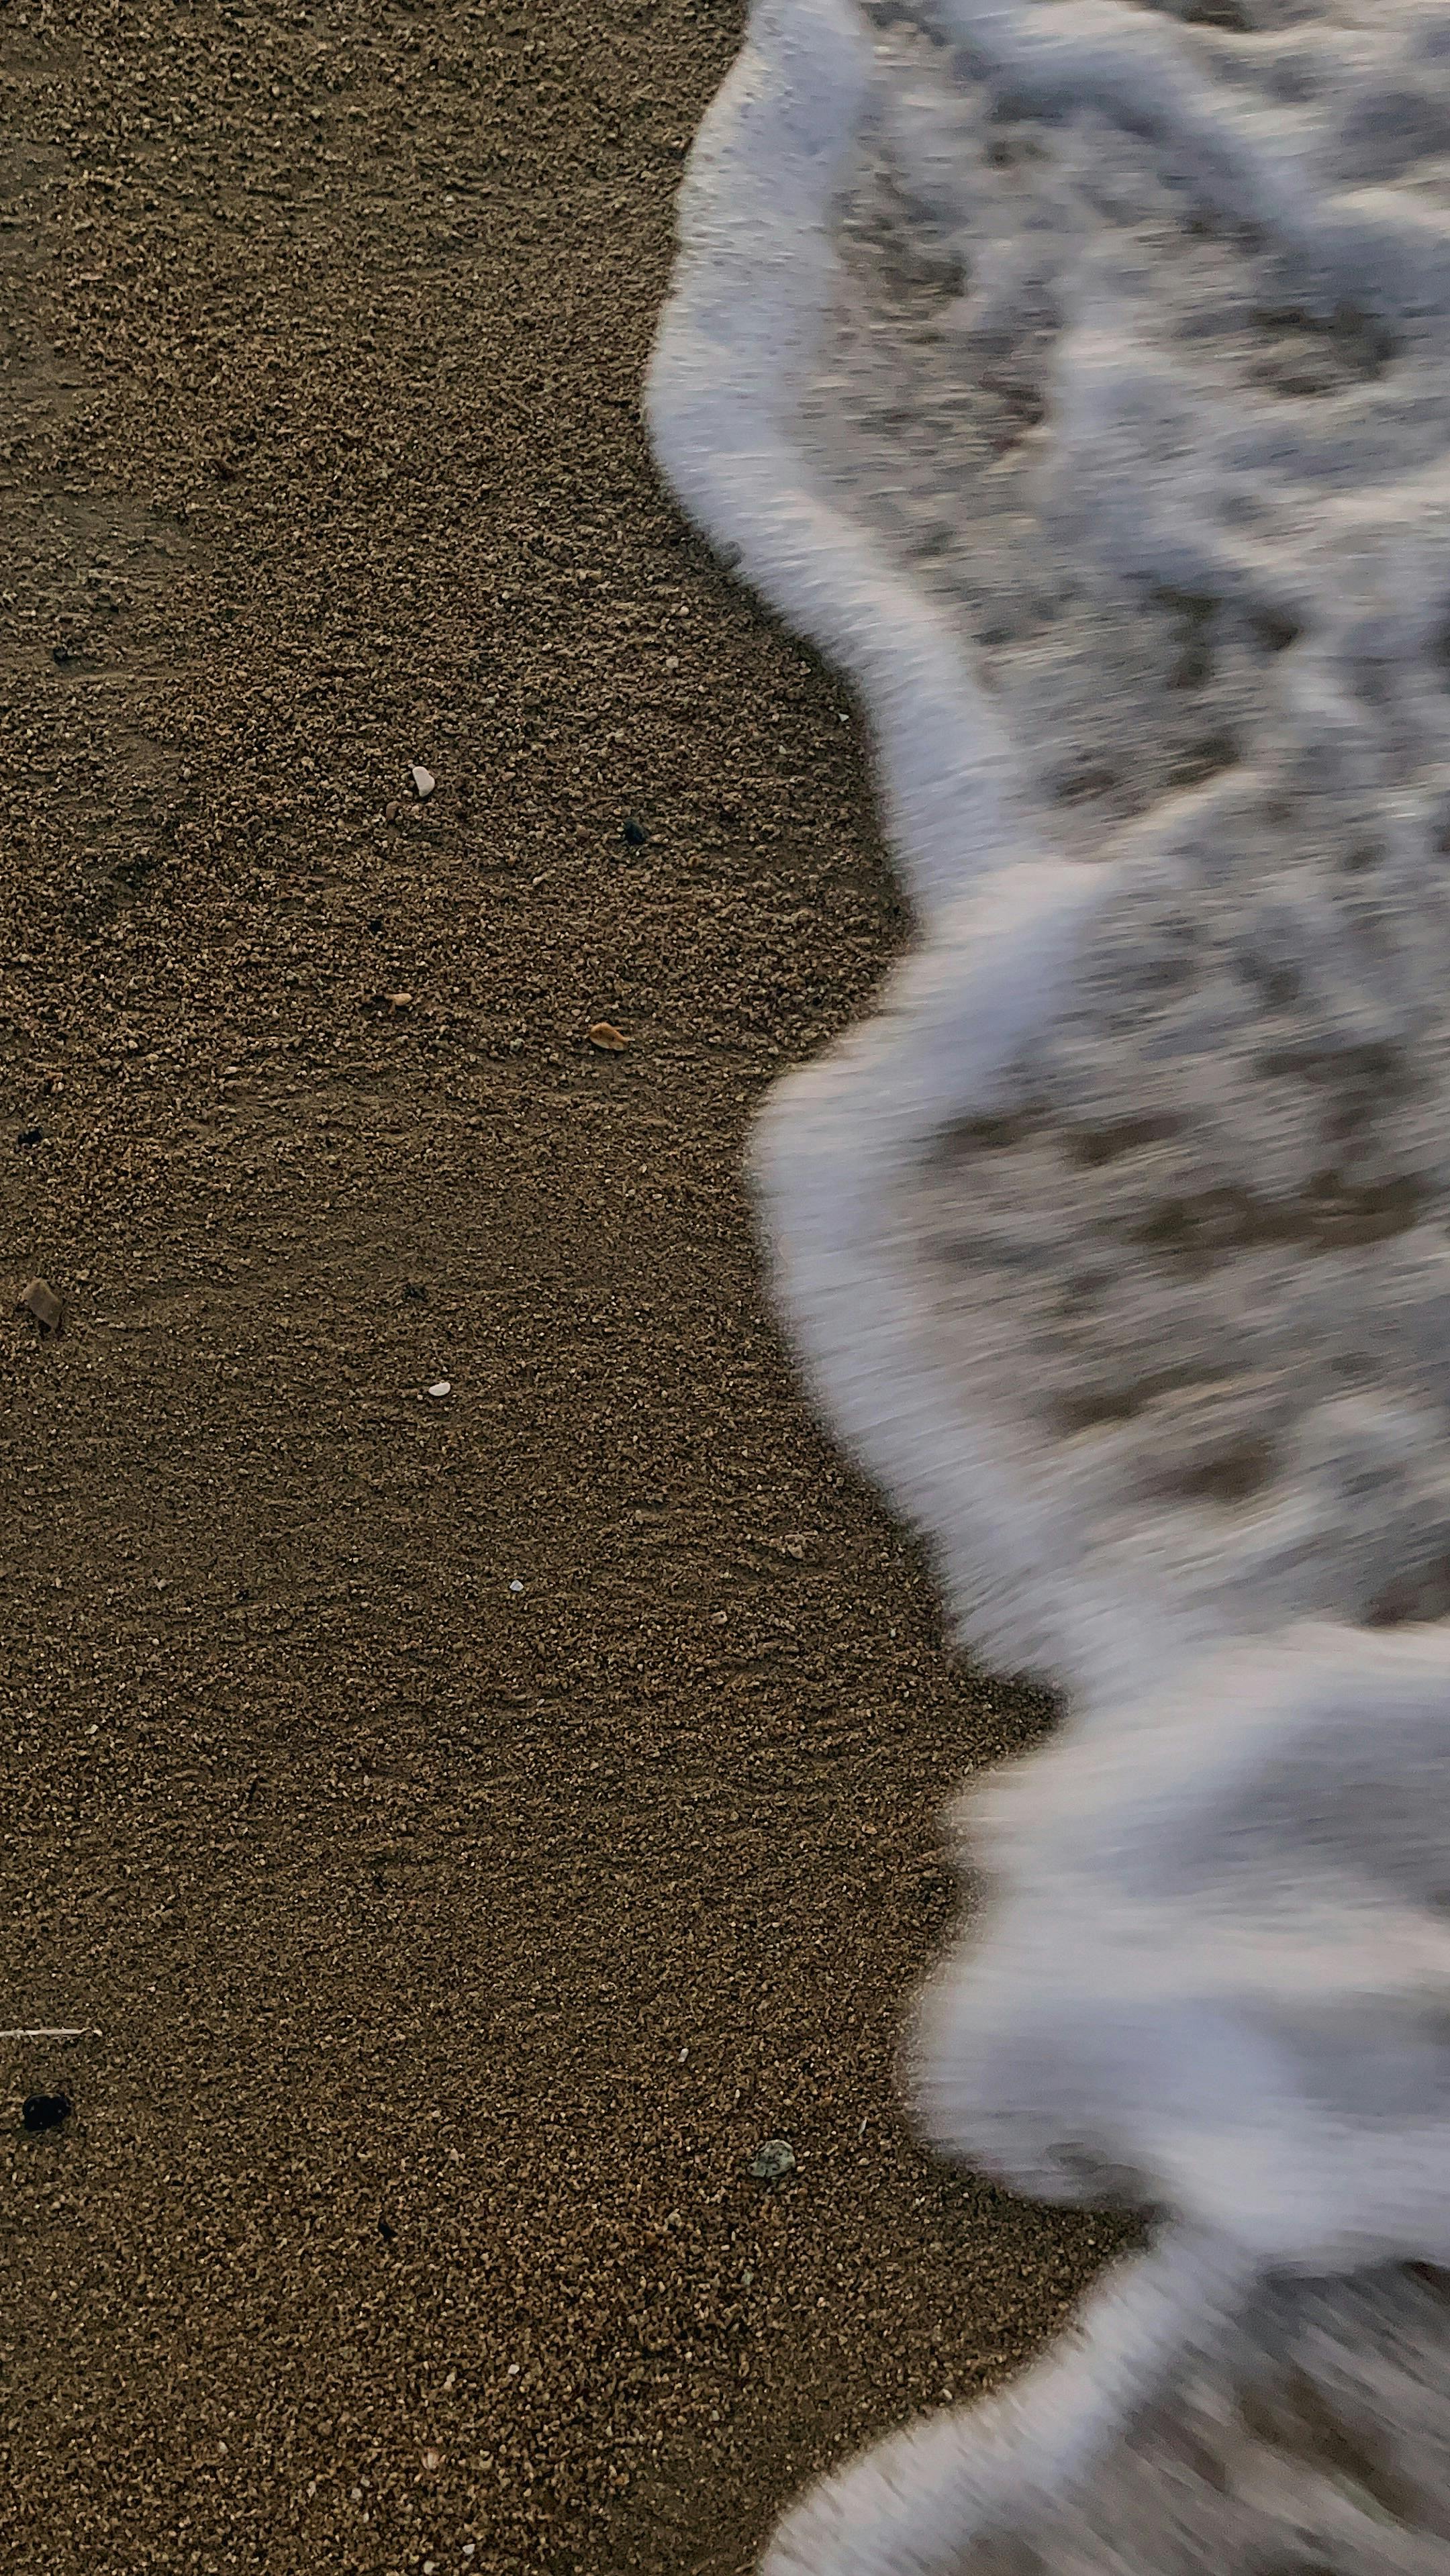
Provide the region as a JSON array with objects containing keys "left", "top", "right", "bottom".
[
  {"left": 412, "top": 764, "right": 436, "bottom": 798},
  {"left": 428, "top": 1380, "right": 452, "bottom": 1399},
  {"left": 508, "top": 1579, "right": 524, "bottom": 1595}
]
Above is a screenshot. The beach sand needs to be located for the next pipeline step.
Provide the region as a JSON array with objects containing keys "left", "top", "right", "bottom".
[{"left": 0, "top": 5, "right": 1110, "bottom": 2568}]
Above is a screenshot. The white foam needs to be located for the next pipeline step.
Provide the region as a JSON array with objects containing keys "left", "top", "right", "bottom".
[{"left": 646, "top": 0, "right": 1450, "bottom": 2563}]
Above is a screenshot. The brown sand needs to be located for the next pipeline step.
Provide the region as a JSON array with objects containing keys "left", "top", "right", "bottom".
[{"left": 0, "top": 5, "right": 1114, "bottom": 2569}]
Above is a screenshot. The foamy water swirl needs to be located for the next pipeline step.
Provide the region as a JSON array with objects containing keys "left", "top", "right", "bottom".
[{"left": 647, "top": 3, "right": 1450, "bottom": 2565}]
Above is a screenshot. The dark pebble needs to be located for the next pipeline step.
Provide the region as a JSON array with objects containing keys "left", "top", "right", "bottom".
[
  {"left": 22, "top": 2093, "right": 71, "bottom": 2134},
  {"left": 379, "top": 2214, "right": 396, "bottom": 2243},
  {"left": 404, "top": 1281, "right": 427, "bottom": 1303},
  {"left": 621, "top": 816, "right": 647, "bottom": 848},
  {"left": 17, "top": 1128, "right": 42, "bottom": 1148}
]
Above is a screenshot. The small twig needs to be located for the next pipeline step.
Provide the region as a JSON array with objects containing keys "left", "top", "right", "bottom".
[{"left": 0, "top": 2026, "right": 101, "bottom": 2042}]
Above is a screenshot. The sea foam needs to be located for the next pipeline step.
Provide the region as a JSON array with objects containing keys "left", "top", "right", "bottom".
[{"left": 647, "top": 5, "right": 1450, "bottom": 2566}]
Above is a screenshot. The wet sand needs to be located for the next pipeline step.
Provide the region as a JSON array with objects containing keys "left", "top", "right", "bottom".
[{"left": 0, "top": 6, "right": 1109, "bottom": 2569}]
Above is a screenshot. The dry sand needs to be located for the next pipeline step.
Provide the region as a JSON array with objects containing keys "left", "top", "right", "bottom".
[{"left": 0, "top": 5, "right": 1114, "bottom": 2569}]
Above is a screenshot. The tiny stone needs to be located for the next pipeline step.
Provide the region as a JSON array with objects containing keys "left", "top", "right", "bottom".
[
  {"left": 428, "top": 1380, "right": 452, "bottom": 1399},
  {"left": 621, "top": 816, "right": 647, "bottom": 847},
  {"left": 747, "top": 2137, "right": 796, "bottom": 2183},
  {"left": 18, "top": 1277, "right": 63, "bottom": 1335},
  {"left": 587, "top": 1021, "right": 628, "bottom": 1052},
  {"left": 17, "top": 1127, "right": 42, "bottom": 1148},
  {"left": 509, "top": 1579, "right": 524, "bottom": 1595},
  {"left": 411, "top": 765, "right": 435, "bottom": 799},
  {"left": 386, "top": 991, "right": 413, "bottom": 1013}
]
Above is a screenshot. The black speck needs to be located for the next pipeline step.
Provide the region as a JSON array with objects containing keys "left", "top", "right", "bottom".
[
  {"left": 17, "top": 1128, "right": 42, "bottom": 1148},
  {"left": 52, "top": 645, "right": 71, "bottom": 667},
  {"left": 403, "top": 1281, "right": 427, "bottom": 1303},
  {"left": 622, "top": 816, "right": 648, "bottom": 848},
  {"left": 22, "top": 2092, "right": 71, "bottom": 2135},
  {"left": 379, "top": 2214, "right": 396, "bottom": 2243},
  {"left": 367, "top": 916, "right": 384, "bottom": 933}
]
